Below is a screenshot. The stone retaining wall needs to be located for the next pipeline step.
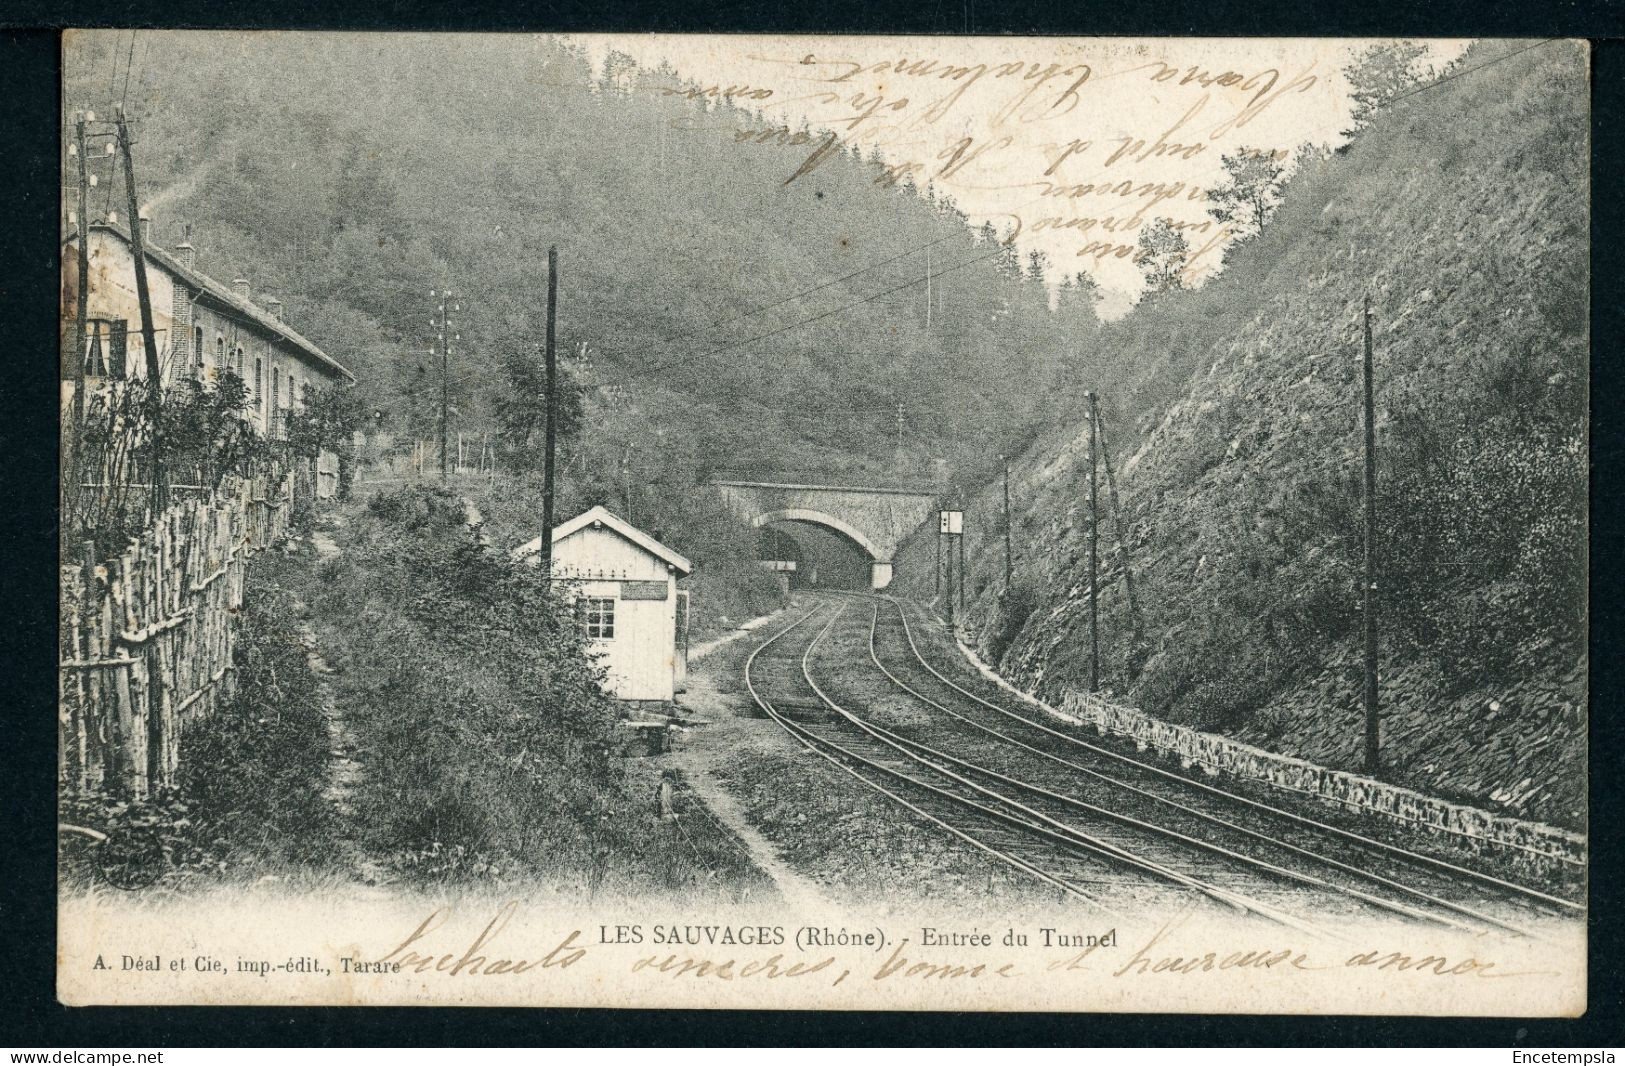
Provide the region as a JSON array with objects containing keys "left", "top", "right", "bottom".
[{"left": 1059, "top": 690, "right": 1587, "bottom": 873}]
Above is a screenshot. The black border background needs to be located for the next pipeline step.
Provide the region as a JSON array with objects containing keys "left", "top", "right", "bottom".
[{"left": 1, "top": 4, "right": 1621, "bottom": 1047}]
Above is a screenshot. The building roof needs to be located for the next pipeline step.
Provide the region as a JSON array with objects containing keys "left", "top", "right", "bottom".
[
  {"left": 513, "top": 505, "right": 694, "bottom": 576},
  {"left": 64, "top": 223, "right": 356, "bottom": 383}
]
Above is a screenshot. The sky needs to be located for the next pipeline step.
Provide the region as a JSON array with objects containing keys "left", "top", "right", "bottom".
[{"left": 570, "top": 35, "right": 1470, "bottom": 317}]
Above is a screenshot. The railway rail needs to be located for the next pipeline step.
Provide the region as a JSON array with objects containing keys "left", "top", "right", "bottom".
[
  {"left": 741, "top": 593, "right": 1584, "bottom": 939},
  {"left": 871, "top": 594, "right": 1585, "bottom": 924},
  {"left": 750, "top": 602, "right": 1340, "bottom": 937}
]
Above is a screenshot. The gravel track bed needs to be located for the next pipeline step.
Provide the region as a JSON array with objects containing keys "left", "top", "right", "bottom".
[{"left": 866, "top": 595, "right": 1582, "bottom": 932}]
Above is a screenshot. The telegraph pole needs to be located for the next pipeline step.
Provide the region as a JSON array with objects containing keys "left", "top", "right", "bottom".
[
  {"left": 1362, "top": 295, "right": 1380, "bottom": 774},
  {"left": 115, "top": 103, "right": 163, "bottom": 514},
  {"left": 1093, "top": 398, "right": 1142, "bottom": 640},
  {"left": 540, "top": 245, "right": 559, "bottom": 580},
  {"left": 935, "top": 518, "right": 942, "bottom": 595},
  {"left": 440, "top": 298, "right": 448, "bottom": 481},
  {"left": 621, "top": 446, "right": 634, "bottom": 523},
  {"left": 925, "top": 243, "right": 932, "bottom": 330},
  {"left": 431, "top": 290, "right": 461, "bottom": 481},
  {"left": 69, "top": 111, "right": 91, "bottom": 462},
  {"left": 1085, "top": 390, "right": 1100, "bottom": 693},
  {"left": 1002, "top": 457, "right": 1014, "bottom": 589},
  {"left": 940, "top": 507, "right": 963, "bottom": 628},
  {"left": 958, "top": 520, "right": 966, "bottom": 613}
]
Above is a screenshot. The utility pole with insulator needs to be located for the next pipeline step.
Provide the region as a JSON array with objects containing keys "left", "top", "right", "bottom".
[
  {"left": 935, "top": 511, "right": 942, "bottom": 596},
  {"left": 1362, "top": 294, "right": 1380, "bottom": 774},
  {"left": 430, "top": 289, "right": 461, "bottom": 481},
  {"left": 115, "top": 103, "right": 164, "bottom": 516},
  {"left": 540, "top": 245, "right": 559, "bottom": 582},
  {"left": 68, "top": 111, "right": 91, "bottom": 472},
  {"left": 1093, "top": 399, "right": 1143, "bottom": 642},
  {"left": 940, "top": 507, "right": 963, "bottom": 628},
  {"left": 949, "top": 513, "right": 962, "bottom": 611},
  {"left": 1002, "top": 456, "right": 1014, "bottom": 590},
  {"left": 1085, "top": 390, "right": 1101, "bottom": 693}
]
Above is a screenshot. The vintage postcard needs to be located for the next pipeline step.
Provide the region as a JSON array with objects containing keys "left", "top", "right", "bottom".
[{"left": 56, "top": 31, "right": 1588, "bottom": 1013}]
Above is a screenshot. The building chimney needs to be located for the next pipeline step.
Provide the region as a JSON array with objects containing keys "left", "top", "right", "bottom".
[
  {"left": 266, "top": 297, "right": 284, "bottom": 321},
  {"left": 174, "top": 223, "right": 196, "bottom": 271},
  {"left": 233, "top": 277, "right": 251, "bottom": 299},
  {"left": 138, "top": 208, "right": 152, "bottom": 243}
]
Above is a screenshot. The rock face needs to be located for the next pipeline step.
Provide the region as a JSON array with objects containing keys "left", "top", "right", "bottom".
[{"left": 906, "top": 41, "right": 1588, "bottom": 831}]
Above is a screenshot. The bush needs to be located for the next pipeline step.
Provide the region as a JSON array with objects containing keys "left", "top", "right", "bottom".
[
  {"left": 314, "top": 484, "right": 754, "bottom": 891},
  {"left": 987, "top": 580, "right": 1041, "bottom": 667},
  {"left": 179, "top": 570, "right": 338, "bottom": 867},
  {"left": 58, "top": 560, "right": 337, "bottom": 889}
]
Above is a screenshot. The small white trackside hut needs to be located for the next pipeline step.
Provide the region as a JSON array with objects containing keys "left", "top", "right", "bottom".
[{"left": 515, "top": 506, "right": 693, "bottom": 704}]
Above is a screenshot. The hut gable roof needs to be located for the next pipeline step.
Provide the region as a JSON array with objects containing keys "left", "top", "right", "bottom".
[{"left": 513, "top": 506, "right": 693, "bottom": 575}]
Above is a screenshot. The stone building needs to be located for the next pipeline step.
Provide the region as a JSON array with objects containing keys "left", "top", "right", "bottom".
[{"left": 61, "top": 218, "right": 354, "bottom": 436}]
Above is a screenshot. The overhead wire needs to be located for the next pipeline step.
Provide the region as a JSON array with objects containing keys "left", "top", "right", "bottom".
[
  {"left": 661, "top": 232, "right": 962, "bottom": 350},
  {"left": 1382, "top": 38, "right": 1558, "bottom": 110},
  {"left": 645, "top": 243, "right": 1013, "bottom": 379}
]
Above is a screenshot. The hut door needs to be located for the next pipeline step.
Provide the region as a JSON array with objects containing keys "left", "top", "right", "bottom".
[{"left": 674, "top": 590, "right": 690, "bottom": 692}]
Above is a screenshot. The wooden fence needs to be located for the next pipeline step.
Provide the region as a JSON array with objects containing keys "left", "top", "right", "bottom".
[{"left": 59, "top": 468, "right": 295, "bottom": 798}]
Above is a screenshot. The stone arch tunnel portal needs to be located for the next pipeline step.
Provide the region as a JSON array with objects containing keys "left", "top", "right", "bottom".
[
  {"left": 712, "top": 478, "right": 942, "bottom": 591},
  {"left": 756, "top": 511, "right": 885, "bottom": 591}
]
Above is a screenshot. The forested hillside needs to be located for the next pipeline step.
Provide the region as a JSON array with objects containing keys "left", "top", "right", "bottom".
[
  {"left": 63, "top": 34, "right": 1588, "bottom": 828},
  {"left": 63, "top": 33, "right": 1095, "bottom": 495},
  {"left": 917, "top": 40, "right": 1588, "bottom": 829}
]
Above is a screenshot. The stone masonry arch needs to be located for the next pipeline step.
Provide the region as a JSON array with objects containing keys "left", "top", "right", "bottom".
[{"left": 713, "top": 478, "right": 940, "bottom": 590}]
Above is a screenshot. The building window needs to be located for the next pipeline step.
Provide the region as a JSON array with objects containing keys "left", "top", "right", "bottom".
[
  {"left": 287, "top": 372, "right": 296, "bottom": 409},
  {"left": 254, "top": 356, "right": 263, "bottom": 407},
  {"left": 581, "top": 597, "right": 616, "bottom": 640},
  {"left": 109, "top": 323, "right": 129, "bottom": 380},
  {"left": 82, "top": 318, "right": 122, "bottom": 378},
  {"left": 194, "top": 326, "right": 204, "bottom": 377}
]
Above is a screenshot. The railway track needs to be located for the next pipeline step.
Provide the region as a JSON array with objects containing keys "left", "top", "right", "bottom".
[
  {"left": 751, "top": 601, "right": 1348, "bottom": 937},
  {"left": 743, "top": 593, "right": 1583, "bottom": 938},
  {"left": 869, "top": 593, "right": 1586, "bottom": 930}
]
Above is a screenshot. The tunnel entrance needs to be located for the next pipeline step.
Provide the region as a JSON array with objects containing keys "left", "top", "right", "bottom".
[{"left": 759, "top": 520, "right": 875, "bottom": 591}]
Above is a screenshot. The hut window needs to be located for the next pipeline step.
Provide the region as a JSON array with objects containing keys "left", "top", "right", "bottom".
[{"left": 582, "top": 597, "right": 616, "bottom": 640}]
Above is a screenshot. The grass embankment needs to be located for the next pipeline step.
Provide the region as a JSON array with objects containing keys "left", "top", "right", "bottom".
[
  {"left": 295, "top": 484, "right": 761, "bottom": 897},
  {"left": 63, "top": 485, "right": 768, "bottom": 897},
  {"left": 929, "top": 41, "right": 1588, "bottom": 828}
]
